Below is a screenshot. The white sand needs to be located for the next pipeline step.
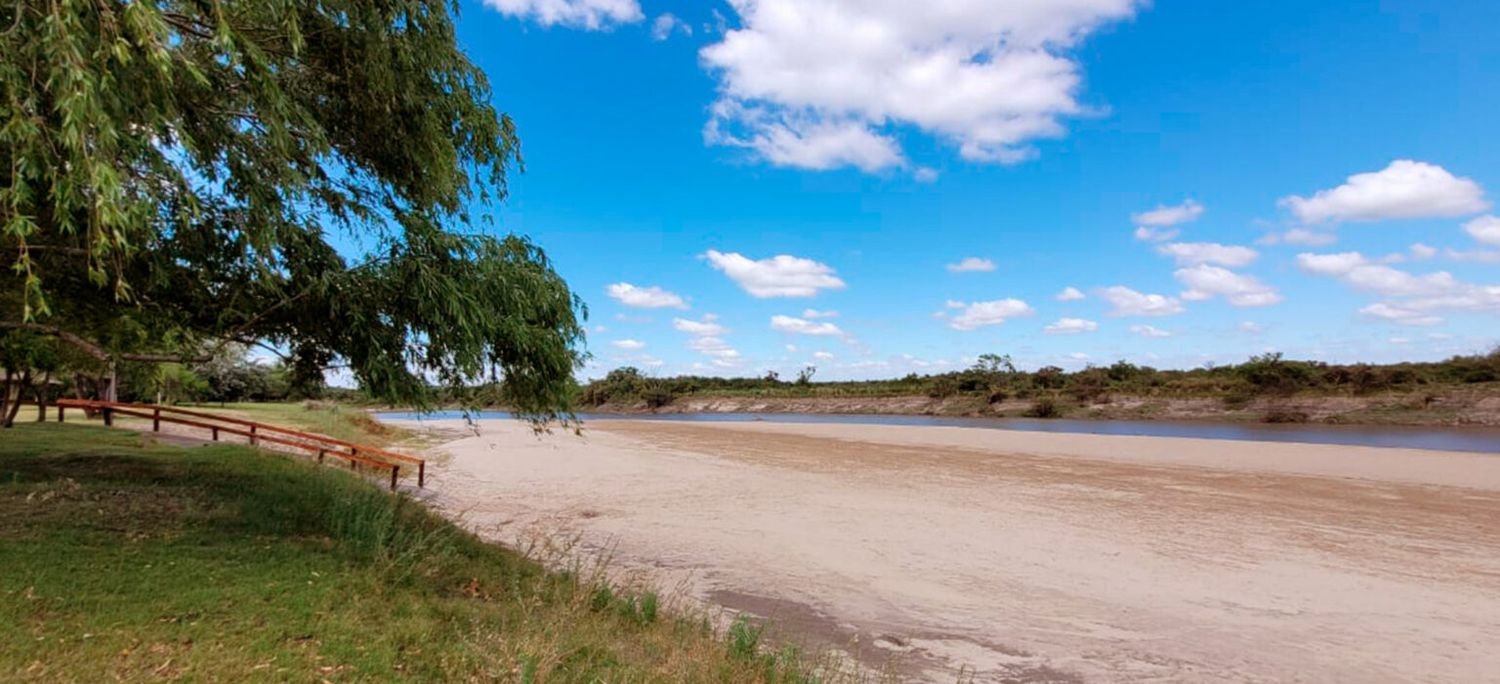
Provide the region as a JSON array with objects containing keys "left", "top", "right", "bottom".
[{"left": 402, "top": 418, "right": 1500, "bottom": 683}]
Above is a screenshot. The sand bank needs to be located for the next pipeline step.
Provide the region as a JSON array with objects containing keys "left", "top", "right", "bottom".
[{"left": 403, "top": 418, "right": 1500, "bottom": 682}]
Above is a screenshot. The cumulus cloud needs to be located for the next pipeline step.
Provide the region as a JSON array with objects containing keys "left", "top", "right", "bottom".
[
  {"left": 484, "top": 0, "right": 642, "bottom": 29},
  {"left": 1043, "top": 317, "right": 1098, "bottom": 335},
  {"left": 1098, "top": 286, "right": 1184, "bottom": 317},
  {"left": 610, "top": 339, "right": 646, "bottom": 350},
  {"left": 672, "top": 316, "right": 727, "bottom": 337},
  {"left": 1279, "top": 160, "right": 1489, "bottom": 224},
  {"left": 1129, "top": 324, "right": 1171, "bottom": 338},
  {"left": 606, "top": 282, "right": 689, "bottom": 309},
  {"left": 704, "top": 249, "right": 846, "bottom": 297},
  {"left": 946, "top": 256, "right": 997, "bottom": 273},
  {"left": 1132, "top": 199, "right": 1204, "bottom": 227},
  {"left": 1055, "top": 286, "right": 1085, "bottom": 301},
  {"left": 813, "top": 351, "right": 836, "bottom": 360},
  {"left": 802, "top": 308, "right": 838, "bottom": 319},
  {"left": 947, "top": 299, "right": 1034, "bottom": 330},
  {"left": 1465, "top": 215, "right": 1500, "bottom": 247},
  {"left": 1173, "top": 265, "right": 1282, "bottom": 307},
  {"left": 770, "top": 315, "right": 844, "bottom": 336},
  {"left": 700, "top": 0, "right": 1142, "bottom": 171},
  {"left": 1296, "top": 251, "right": 1500, "bottom": 323},
  {"left": 1133, "top": 226, "right": 1180, "bottom": 243},
  {"left": 1359, "top": 303, "right": 1442, "bottom": 327},
  {"left": 651, "top": 12, "right": 691, "bottom": 40},
  {"left": 1259, "top": 228, "right": 1337, "bottom": 247},
  {"left": 1156, "top": 242, "right": 1258, "bottom": 267},
  {"left": 1409, "top": 243, "right": 1438, "bottom": 260}
]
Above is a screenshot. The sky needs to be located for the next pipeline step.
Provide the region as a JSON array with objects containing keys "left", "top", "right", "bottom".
[{"left": 435, "top": 0, "right": 1500, "bottom": 380}]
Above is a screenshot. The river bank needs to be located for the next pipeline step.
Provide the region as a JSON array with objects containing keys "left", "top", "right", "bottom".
[{"left": 583, "top": 386, "right": 1500, "bottom": 427}]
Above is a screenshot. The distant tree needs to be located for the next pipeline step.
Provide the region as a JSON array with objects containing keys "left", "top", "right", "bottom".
[
  {"left": 2, "top": 0, "right": 584, "bottom": 420},
  {"left": 796, "top": 365, "right": 817, "bottom": 385}
]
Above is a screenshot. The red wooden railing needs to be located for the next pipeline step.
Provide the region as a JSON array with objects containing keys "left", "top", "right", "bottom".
[{"left": 53, "top": 399, "right": 425, "bottom": 491}]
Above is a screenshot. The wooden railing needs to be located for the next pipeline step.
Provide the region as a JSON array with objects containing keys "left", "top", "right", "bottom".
[{"left": 53, "top": 399, "right": 425, "bottom": 491}]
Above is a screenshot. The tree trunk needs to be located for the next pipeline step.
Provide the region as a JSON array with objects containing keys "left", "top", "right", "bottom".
[
  {"left": 0, "top": 368, "right": 12, "bottom": 427},
  {"left": 34, "top": 371, "right": 51, "bottom": 422},
  {"left": 2, "top": 369, "right": 29, "bottom": 428}
]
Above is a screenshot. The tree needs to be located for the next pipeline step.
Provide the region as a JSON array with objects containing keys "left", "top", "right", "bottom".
[
  {"left": 0, "top": 331, "right": 59, "bottom": 427},
  {"left": 2, "top": 0, "right": 585, "bottom": 421}
]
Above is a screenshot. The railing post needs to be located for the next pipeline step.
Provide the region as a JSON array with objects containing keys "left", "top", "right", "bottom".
[
  {"left": 103, "top": 407, "right": 113, "bottom": 427},
  {"left": 56, "top": 405, "right": 64, "bottom": 422},
  {"left": 418, "top": 461, "right": 425, "bottom": 489},
  {"left": 249, "top": 424, "right": 257, "bottom": 446},
  {"left": 152, "top": 407, "right": 160, "bottom": 432},
  {"left": 390, "top": 465, "right": 399, "bottom": 491},
  {"left": 317, "top": 449, "right": 326, "bottom": 463},
  {"left": 211, "top": 427, "right": 219, "bottom": 441}
]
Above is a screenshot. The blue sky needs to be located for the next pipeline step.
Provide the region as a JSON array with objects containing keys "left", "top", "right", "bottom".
[{"left": 442, "top": 0, "right": 1500, "bottom": 380}]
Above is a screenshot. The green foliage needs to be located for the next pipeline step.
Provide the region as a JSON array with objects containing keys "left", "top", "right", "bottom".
[
  {"left": 578, "top": 348, "right": 1500, "bottom": 409},
  {"left": 1, "top": 0, "right": 584, "bottom": 420}
]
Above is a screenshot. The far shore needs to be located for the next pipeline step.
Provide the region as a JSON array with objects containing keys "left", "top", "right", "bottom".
[{"left": 573, "top": 388, "right": 1500, "bottom": 428}]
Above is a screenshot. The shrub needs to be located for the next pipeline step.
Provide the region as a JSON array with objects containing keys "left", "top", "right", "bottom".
[
  {"left": 1025, "top": 397, "right": 1062, "bottom": 418},
  {"left": 1262, "top": 408, "right": 1310, "bottom": 423}
]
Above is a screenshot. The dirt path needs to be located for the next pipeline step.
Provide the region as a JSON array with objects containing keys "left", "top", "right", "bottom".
[{"left": 407, "top": 418, "right": 1500, "bottom": 683}]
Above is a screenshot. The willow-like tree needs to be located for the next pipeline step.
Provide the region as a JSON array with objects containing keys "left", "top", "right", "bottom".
[{"left": 0, "top": 0, "right": 585, "bottom": 420}]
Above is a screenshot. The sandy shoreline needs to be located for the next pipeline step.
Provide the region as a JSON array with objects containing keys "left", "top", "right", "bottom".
[{"left": 402, "top": 417, "right": 1500, "bottom": 682}]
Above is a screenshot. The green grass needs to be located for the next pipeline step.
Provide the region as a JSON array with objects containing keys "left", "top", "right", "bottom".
[{"left": 0, "top": 423, "right": 850, "bottom": 682}]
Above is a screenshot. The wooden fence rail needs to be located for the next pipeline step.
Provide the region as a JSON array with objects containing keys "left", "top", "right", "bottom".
[{"left": 52, "top": 399, "right": 425, "bottom": 491}]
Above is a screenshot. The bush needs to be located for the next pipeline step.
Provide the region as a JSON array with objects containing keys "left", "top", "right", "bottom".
[
  {"left": 1024, "top": 397, "right": 1062, "bottom": 418},
  {"left": 1262, "top": 408, "right": 1309, "bottom": 423}
]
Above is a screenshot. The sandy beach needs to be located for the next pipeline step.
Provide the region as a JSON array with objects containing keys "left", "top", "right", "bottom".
[{"left": 404, "top": 418, "right": 1500, "bottom": 682}]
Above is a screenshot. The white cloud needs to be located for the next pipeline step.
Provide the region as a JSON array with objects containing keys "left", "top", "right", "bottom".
[
  {"left": 1098, "top": 286, "right": 1185, "bottom": 317},
  {"left": 1409, "top": 243, "right": 1438, "bottom": 260},
  {"left": 673, "top": 316, "right": 728, "bottom": 337},
  {"left": 484, "top": 0, "right": 642, "bottom": 29},
  {"left": 651, "top": 12, "right": 691, "bottom": 40},
  {"left": 1133, "top": 226, "right": 1180, "bottom": 242},
  {"left": 801, "top": 308, "right": 838, "bottom": 319},
  {"left": 700, "top": 0, "right": 1143, "bottom": 171},
  {"left": 1280, "top": 160, "right": 1489, "bottom": 224},
  {"left": 1239, "top": 321, "right": 1264, "bottom": 334},
  {"left": 1294, "top": 251, "right": 1369, "bottom": 276},
  {"left": 913, "top": 167, "right": 940, "bottom": 183},
  {"left": 688, "top": 335, "right": 741, "bottom": 360},
  {"left": 1132, "top": 199, "right": 1204, "bottom": 227},
  {"left": 606, "top": 282, "right": 689, "bottom": 309},
  {"left": 1129, "top": 324, "right": 1171, "bottom": 338},
  {"left": 770, "top": 315, "right": 844, "bottom": 336},
  {"left": 813, "top": 351, "right": 835, "bottom": 361},
  {"left": 1173, "top": 265, "right": 1282, "bottom": 307},
  {"left": 1296, "top": 251, "right": 1500, "bottom": 321},
  {"left": 1055, "top": 286, "right": 1085, "bottom": 301},
  {"left": 944, "top": 299, "right": 966, "bottom": 309},
  {"left": 946, "top": 256, "right": 997, "bottom": 273},
  {"left": 1359, "top": 303, "right": 1442, "bottom": 327},
  {"left": 1465, "top": 215, "right": 1500, "bottom": 247},
  {"left": 1043, "top": 317, "right": 1098, "bottom": 335},
  {"left": 947, "top": 299, "right": 1034, "bottom": 330},
  {"left": 707, "top": 108, "right": 906, "bottom": 171},
  {"left": 1156, "top": 242, "right": 1258, "bottom": 267},
  {"left": 610, "top": 339, "right": 646, "bottom": 350},
  {"left": 1445, "top": 248, "right": 1500, "bottom": 264},
  {"left": 704, "top": 249, "right": 846, "bottom": 298},
  {"left": 1283, "top": 229, "right": 1338, "bottom": 246}
]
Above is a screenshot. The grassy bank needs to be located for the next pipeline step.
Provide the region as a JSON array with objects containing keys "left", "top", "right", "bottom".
[{"left": 0, "top": 423, "right": 841, "bottom": 682}]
